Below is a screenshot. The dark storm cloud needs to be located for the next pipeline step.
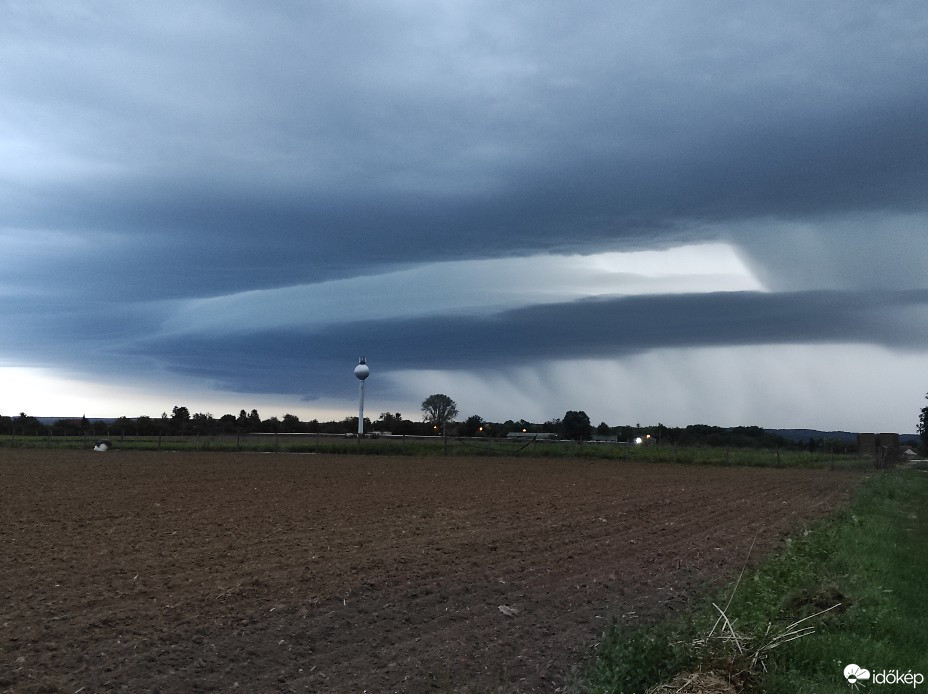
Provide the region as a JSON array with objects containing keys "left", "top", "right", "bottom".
[
  {"left": 14, "top": 81, "right": 927, "bottom": 299},
  {"left": 2, "top": 1, "right": 926, "bottom": 299},
  {"left": 2, "top": 1, "right": 927, "bottom": 423},
  {"left": 124, "top": 289, "right": 928, "bottom": 397},
  {"left": 0, "top": 298, "right": 168, "bottom": 376}
]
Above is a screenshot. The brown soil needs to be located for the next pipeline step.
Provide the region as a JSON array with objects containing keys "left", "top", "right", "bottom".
[{"left": 0, "top": 450, "right": 860, "bottom": 692}]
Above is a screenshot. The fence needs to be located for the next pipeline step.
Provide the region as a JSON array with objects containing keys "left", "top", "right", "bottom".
[{"left": 0, "top": 431, "right": 876, "bottom": 469}]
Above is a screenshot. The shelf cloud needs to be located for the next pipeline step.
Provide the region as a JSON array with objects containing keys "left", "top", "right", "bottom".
[{"left": 1, "top": 1, "right": 926, "bottom": 430}]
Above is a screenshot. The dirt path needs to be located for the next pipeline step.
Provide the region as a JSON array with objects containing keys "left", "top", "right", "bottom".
[{"left": 0, "top": 450, "right": 860, "bottom": 692}]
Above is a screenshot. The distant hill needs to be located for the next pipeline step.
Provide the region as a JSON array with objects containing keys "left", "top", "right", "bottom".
[
  {"left": 767, "top": 429, "right": 920, "bottom": 444},
  {"left": 37, "top": 417, "right": 117, "bottom": 425}
]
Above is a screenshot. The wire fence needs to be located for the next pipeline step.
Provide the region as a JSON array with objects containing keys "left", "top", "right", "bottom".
[{"left": 0, "top": 431, "right": 881, "bottom": 469}]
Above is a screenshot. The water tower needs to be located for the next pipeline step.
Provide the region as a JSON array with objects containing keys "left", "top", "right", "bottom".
[{"left": 354, "top": 357, "right": 370, "bottom": 437}]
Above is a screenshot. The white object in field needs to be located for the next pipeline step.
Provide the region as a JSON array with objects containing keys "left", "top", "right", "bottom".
[{"left": 93, "top": 440, "right": 112, "bottom": 452}]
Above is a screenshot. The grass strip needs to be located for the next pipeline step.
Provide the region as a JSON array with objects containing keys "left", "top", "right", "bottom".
[
  {"left": 573, "top": 468, "right": 928, "bottom": 693},
  {"left": 2, "top": 435, "right": 875, "bottom": 469}
]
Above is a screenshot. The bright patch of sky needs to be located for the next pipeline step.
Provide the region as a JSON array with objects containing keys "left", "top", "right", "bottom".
[
  {"left": 161, "top": 243, "right": 763, "bottom": 335},
  {"left": 0, "top": 366, "right": 346, "bottom": 422}
]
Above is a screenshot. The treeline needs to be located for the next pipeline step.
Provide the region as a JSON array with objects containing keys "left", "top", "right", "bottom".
[
  {"left": 498, "top": 418, "right": 811, "bottom": 450},
  {"left": 662, "top": 424, "right": 793, "bottom": 449},
  {"left": 0, "top": 408, "right": 831, "bottom": 450},
  {"left": 0, "top": 408, "right": 451, "bottom": 438}
]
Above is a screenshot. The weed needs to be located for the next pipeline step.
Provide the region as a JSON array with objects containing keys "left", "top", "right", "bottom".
[{"left": 574, "top": 470, "right": 928, "bottom": 693}]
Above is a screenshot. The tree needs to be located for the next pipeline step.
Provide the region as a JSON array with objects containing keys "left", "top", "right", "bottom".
[
  {"left": 15, "top": 412, "right": 44, "bottom": 435},
  {"left": 376, "top": 412, "right": 404, "bottom": 432},
  {"left": 136, "top": 415, "right": 154, "bottom": 435},
  {"left": 596, "top": 422, "right": 611, "bottom": 435},
  {"left": 90, "top": 420, "right": 110, "bottom": 436},
  {"left": 191, "top": 412, "right": 214, "bottom": 434},
  {"left": 919, "top": 393, "right": 928, "bottom": 448},
  {"left": 562, "top": 410, "right": 592, "bottom": 441},
  {"left": 113, "top": 416, "right": 136, "bottom": 436},
  {"left": 53, "top": 418, "right": 84, "bottom": 436},
  {"left": 170, "top": 406, "right": 190, "bottom": 435},
  {"left": 543, "top": 418, "right": 561, "bottom": 434},
  {"left": 421, "top": 394, "right": 458, "bottom": 429},
  {"left": 462, "top": 414, "right": 485, "bottom": 437}
]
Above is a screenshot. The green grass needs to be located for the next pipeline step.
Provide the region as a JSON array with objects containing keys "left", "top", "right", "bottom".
[
  {"left": 574, "top": 468, "right": 928, "bottom": 693},
  {"left": 522, "top": 441, "right": 871, "bottom": 469},
  {"left": 0, "top": 434, "right": 874, "bottom": 469}
]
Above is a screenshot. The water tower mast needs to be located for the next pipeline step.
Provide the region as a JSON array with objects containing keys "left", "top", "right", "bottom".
[{"left": 354, "top": 357, "right": 370, "bottom": 437}]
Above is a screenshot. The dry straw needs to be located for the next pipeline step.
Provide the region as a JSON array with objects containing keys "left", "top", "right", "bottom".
[{"left": 647, "top": 533, "right": 841, "bottom": 693}]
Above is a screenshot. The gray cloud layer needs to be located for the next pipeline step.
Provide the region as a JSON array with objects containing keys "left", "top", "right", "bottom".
[
  {"left": 122, "top": 289, "right": 928, "bottom": 400},
  {"left": 2, "top": 1, "right": 927, "bottom": 421}
]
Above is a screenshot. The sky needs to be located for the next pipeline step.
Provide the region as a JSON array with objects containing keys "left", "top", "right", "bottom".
[{"left": 1, "top": 1, "right": 927, "bottom": 432}]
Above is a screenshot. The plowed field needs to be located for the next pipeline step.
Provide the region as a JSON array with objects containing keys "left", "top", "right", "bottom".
[{"left": 0, "top": 450, "right": 860, "bottom": 692}]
